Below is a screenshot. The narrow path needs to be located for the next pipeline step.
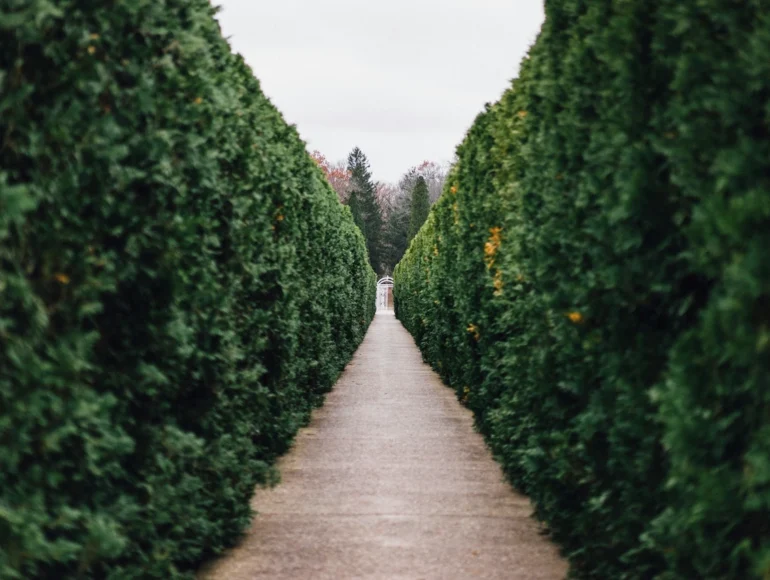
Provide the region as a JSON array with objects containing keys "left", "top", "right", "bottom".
[{"left": 198, "top": 311, "right": 566, "bottom": 580}]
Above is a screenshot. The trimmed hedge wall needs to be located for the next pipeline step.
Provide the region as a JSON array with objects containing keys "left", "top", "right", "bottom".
[
  {"left": 395, "top": 1, "right": 770, "bottom": 578},
  {"left": 0, "top": 1, "right": 375, "bottom": 578}
]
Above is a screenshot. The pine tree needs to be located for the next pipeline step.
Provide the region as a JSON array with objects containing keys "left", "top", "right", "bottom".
[
  {"left": 347, "top": 189, "right": 366, "bottom": 237},
  {"left": 407, "top": 176, "right": 430, "bottom": 243},
  {"left": 347, "top": 147, "right": 383, "bottom": 273}
]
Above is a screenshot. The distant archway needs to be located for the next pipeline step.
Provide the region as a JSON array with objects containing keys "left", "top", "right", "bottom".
[{"left": 376, "top": 276, "right": 394, "bottom": 311}]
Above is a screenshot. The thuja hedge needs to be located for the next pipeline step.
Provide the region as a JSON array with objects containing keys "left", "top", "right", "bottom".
[
  {"left": 395, "top": 1, "right": 770, "bottom": 578},
  {"left": 0, "top": 1, "right": 375, "bottom": 578}
]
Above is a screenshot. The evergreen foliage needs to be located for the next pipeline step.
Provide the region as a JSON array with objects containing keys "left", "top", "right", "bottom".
[
  {"left": 407, "top": 176, "right": 430, "bottom": 244},
  {"left": 347, "top": 147, "right": 383, "bottom": 274},
  {"left": 0, "top": 1, "right": 375, "bottom": 577},
  {"left": 395, "top": 1, "right": 770, "bottom": 577}
]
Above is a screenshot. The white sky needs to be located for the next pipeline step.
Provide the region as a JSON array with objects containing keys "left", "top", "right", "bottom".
[{"left": 215, "top": 1, "right": 545, "bottom": 184}]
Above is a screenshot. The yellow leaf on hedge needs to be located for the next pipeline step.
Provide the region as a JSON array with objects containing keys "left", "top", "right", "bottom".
[{"left": 567, "top": 311, "right": 584, "bottom": 324}]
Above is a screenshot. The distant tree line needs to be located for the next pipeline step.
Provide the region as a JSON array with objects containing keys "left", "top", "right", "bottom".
[{"left": 311, "top": 150, "right": 448, "bottom": 275}]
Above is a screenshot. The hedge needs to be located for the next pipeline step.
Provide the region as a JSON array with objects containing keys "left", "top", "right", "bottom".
[
  {"left": 395, "top": 1, "right": 770, "bottom": 578},
  {"left": 0, "top": 1, "right": 375, "bottom": 578}
]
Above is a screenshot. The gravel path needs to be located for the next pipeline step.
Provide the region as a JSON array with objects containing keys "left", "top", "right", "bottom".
[{"left": 198, "top": 311, "right": 566, "bottom": 580}]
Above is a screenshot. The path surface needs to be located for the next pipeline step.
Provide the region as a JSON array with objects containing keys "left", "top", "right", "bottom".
[{"left": 198, "top": 311, "right": 566, "bottom": 580}]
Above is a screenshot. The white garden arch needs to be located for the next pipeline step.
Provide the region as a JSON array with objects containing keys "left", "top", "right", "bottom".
[{"left": 376, "top": 276, "right": 394, "bottom": 311}]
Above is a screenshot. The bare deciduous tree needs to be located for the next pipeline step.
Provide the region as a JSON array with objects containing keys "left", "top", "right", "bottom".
[{"left": 399, "top": 160, "right": 449, "bottom": 205}]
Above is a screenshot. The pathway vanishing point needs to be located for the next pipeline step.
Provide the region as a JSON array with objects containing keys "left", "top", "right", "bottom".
[{"left": 198, "top": 311, "right": 567, "bottom": 580}]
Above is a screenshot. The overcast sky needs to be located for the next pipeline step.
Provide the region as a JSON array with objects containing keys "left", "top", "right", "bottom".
[{"left": 215, "top": 1, "right": 545, "bottom": 184}]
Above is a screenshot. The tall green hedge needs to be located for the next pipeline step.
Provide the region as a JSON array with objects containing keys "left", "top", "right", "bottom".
[
  {"left": 395, "top": 1, "right": 770, "bottom": 578},
  {"left": 0, "top": 1, "right": 375, "bottom": 578}
]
